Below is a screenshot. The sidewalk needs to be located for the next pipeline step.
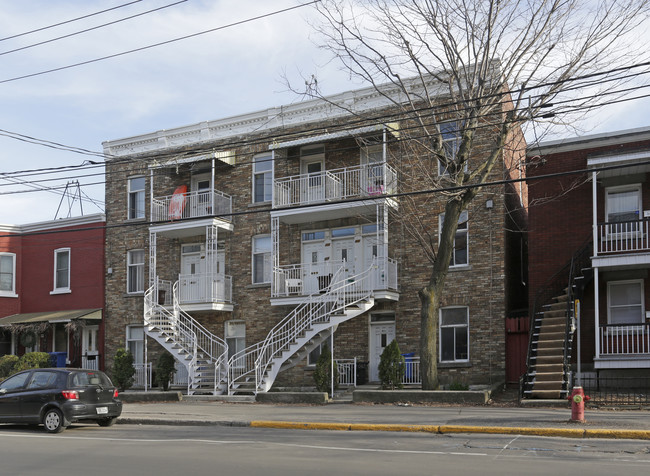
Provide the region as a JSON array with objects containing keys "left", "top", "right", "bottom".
[{"left": 118, "top": 398, "right": 650, "bottom": 440}]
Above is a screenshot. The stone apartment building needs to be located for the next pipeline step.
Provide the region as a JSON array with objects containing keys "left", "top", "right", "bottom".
[{"left": 102, "top": 79, "right": 527, "bottom": 393}]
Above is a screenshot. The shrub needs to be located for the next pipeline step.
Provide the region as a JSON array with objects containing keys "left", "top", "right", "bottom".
[
  {"left": 155, "top": 352, "right": 177, "bottom": 391},
  {"left": 313, "top": 347, "right": 338, "bottom": 394},
  {"left": 448, "top": 381, "right": 469, "bottom": 391},
  {"left": 0, "top": 354, "right": 19, "bottom": 379},
  {"left": 378, "top": 340, "right": 405, "bottom": 390},
  {"left": 112, "top": 348, "right": 136, "bottom": 392},
  {"left": 13, "top": 352, "right": 52, "bottom": 373}
]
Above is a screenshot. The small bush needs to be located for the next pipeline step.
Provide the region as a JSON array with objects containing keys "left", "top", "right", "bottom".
[
  {"left": 155, "top": 352, "right": 177, "bottom": 391},
  {"left": 13, "top": 352, "right": 52, "bottom": 373},
  {"left": 378, "top": 340, "right": 405, "bottom": 390},
  {"left": 112, "top": 348, "right": 136, "bottom": 392},
  {"left": 448, "top": 381, "right": 469, "bottom": 391},
  {"left": 0, "top": 355, "right": 19, "bottom": 379},
  {"left": 313, "top": 348, "right": 338, "bottom": 394}
]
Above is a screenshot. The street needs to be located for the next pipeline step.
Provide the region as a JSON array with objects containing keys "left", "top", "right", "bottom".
[{"left": 0, "top": 423, "right": 649, "bottom": 475}]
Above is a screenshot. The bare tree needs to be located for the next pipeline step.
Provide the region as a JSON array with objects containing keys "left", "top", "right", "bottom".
[{"left": 304, "top": 0, "right": 650, "bottom": 389}]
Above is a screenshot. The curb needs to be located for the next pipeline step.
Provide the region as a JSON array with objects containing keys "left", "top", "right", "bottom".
[{"left": 118, "top": 417, "right": 650, "bottom": 440}]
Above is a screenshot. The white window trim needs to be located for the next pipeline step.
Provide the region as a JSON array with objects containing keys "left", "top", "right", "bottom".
[
  {"left": 252, "top": 235, "right": 272, "bottom": 284},
  {"left": 127, "top": 249, "right": 145, "bottom": 294},
  {"left": 0, "top": 252, "right": 17, "bottom": 297},
  {"left": 607, "top": 279, "right": 645, "bottom": 325},
  {"left": 127, "top": 175, "right": 146, "bottom": 220},
  {"left": 437, "top": 122, "right": 467, "bottom": 176},
  {"left": 252, "top": 154, "right": 273, "bottom": 204},
  {"left": 126, "top": 325, "right": 145, "bottom": 365},
  {"left": 225, "top": 320, "right": 246, "bottom": 363},
  {"left": 439, "top": 306, "right": 470, "bottom": 363},
  {"left": 605, "top": 184, "right": 642, "bottom": 223},
  {"left": 51, "top": 247, "right": 71, "bottom": 294},
  {"left": 439, "top": 211, "right": 469, "bottom": 268}
]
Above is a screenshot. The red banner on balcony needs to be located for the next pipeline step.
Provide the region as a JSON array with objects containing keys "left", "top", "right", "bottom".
[{"left": 168, "top": 185, "right": 187, "bottom": 220}]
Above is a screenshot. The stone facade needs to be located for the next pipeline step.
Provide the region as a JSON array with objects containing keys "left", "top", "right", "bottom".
[{"left": 103, "top": 81, "right": 527, "bottom": 389}]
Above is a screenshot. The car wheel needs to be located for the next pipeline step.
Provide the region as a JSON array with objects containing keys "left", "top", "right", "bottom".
[
  {"left": 97, "top": 417, "right": 116, "bottom": 427},
  {"left": 43, "top": 408, "right": 66, "bottom": 433}
]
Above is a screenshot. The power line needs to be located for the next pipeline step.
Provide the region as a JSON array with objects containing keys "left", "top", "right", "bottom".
[
  {"left": 0, "top": 1, "right": 321, "bottom": 85},
  {"left": 0, "top": 0, "right": 144, "bottom": 42},
  {"left": 0, "top": 1, "right": 189, "bottom": 57}
]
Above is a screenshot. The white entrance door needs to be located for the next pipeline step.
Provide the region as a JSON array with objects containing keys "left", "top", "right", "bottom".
[
  {"left": 82, "top": 325, "right": 99, "bottom": 370},
  {"left": 191, "top": 173, "right": 212, "bottom": 216},
  {"left": 181, "top": 250, "right": 204, "bottom": 302},
  {"left": 361, "top": 144, "right": 384, "bottom": 195},
  {"left": 332, "top": 238, "right": 355, "bottom": 282},
  {"left": 363, "top": 237, "right": 383, "bottom": 290},
  {"left": 369, "top": 321, "right": 396, "bottom": 382},
  {"left": 300, "top": 157, "right": 324, "bottom": 203},
  {"left": 302, "top": 241, "right": 326, "bottom": 294}
]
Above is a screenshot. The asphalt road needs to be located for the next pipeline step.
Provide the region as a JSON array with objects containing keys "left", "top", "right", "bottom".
[{"left": 0, "top": 423, "right": 649, "bottom": 475}]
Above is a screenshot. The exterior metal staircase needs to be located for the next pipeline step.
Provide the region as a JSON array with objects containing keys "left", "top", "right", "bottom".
[
  {"left": 522, "top": 240, "right": 593, "bottom": 399},
  {"left": 227, "top": 260, "right": 377, "bottom": 395},
  {"left": 144, "top": 278, "right": 229, "bottom": 395}
]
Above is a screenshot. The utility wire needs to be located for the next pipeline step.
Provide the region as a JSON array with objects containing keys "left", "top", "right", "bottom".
[
  {"left": 0, "top": 1, "right": 188, "bottom": 57},
  {"left": 0, "top": 0, "right": 144, "bottom": 42},
  {"left": 0, "top": 1, "right": 321, "bottom": 85}
]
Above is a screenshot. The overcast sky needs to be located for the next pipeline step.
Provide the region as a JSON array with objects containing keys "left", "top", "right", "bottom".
[{"left": 1, "top": 0, "right": 649, "bottom": 225}]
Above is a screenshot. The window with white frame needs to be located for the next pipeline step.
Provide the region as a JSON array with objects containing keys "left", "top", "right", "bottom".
[
  {"left": 438, "top": 122, "right": 465, "bottom": 175},
  {"left": 607, "top": 280, "right": 644, "bottom": 325},
  {"left": 252, "top": 235, "right": 271, "bottom": 284},
  {"left": 225, "top": 321, "right": 245, "bottom": 361},
  {"left": 127, "top": 249, "right": 145, "bottom": 294},
  {"left": 126, "top": 326, "right": 144, "bottom": 365},
  {"left": 606, "top": 185, "right": 641, "bottom": 224},
  {"left": 0, "top": 253, "right": 16, "bottom": 296},
  {"left": 308, "top": 335, "right": 332, "bottom": 366},
  {"left": 128, "top": 176, "right": 145, "bottom": 220},
  {"left": 253, "top": 154, "right": 272, "bottom": 203},
  {"left": 52, "top": 248, "right": 70, "bottom": 293},
  {"left": 439, "top": 211, "right": 468, "bottom": 267},
  {"left": 440, "top": 307, "right": 469, "bottom": 362}
]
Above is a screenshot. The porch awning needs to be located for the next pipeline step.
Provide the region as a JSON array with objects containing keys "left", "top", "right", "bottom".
[
  {"left": 0, "top": 309, "right": 102, "bottom": 326},
  {"left": 149, "top": 150, "right": 235, "bottom": 169},
  {"left": 269, "top": 123, "right": 400, "bottom": 150}
]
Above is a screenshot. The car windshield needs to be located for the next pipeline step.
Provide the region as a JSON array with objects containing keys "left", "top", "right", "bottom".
[{"left": 70, "top": 371, "right": 112, "bottom": 387}]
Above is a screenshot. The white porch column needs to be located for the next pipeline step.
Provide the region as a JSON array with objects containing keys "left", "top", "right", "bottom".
[
  {"left": 592, "top": 170, "right": 600, "bottom": 362},
  {"left": 594, "top": 266, "right": 600, "bottom": 360},
  {"left": 592, "top": 170, "right": 598, "bottom": 257},
  {"left": 149, "top": 231, "right": 157, "bottom": 286},
  {"left": 211, "top": 157, "right": 216, "bottom": 216},
  {"left": 271, "top": 216, "right": 279, "bottom": 295}
]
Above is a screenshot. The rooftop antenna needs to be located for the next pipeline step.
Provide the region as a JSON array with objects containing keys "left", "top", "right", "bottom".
[{"left": 54, "top": 180, "right": 84, "bottom": 219}]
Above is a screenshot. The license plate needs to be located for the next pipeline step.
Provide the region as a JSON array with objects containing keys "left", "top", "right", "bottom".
[{"left": 96, "top": 407, "right": 108, "bottom": 415}]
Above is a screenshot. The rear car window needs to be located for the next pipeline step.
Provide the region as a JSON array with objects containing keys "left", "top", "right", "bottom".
[{"left": 69, "top": 371, "right": 112, "bottom": 387}]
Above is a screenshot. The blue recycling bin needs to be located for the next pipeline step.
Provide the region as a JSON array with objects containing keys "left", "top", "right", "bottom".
[
  {"left": 401, "top": 352, "right": 415, "bottom": 379},
  {"left": 49, "top": 352, "right": 67, "bottom": 368}
]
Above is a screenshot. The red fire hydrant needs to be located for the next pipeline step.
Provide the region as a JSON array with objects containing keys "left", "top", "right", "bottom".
[{"left": 568, "top": 386, "right": 590, "bottom": 422}]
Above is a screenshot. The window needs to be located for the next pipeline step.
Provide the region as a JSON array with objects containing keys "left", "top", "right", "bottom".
[
  {"left": 127, "top": 250, "right": 145, "bottom": 294},
  {"left": 126, "top": 326, "right": 144, "bottom": 365},
  {"left": 52, "top": 248, "right": 70, "bottom": 293},
  {"left": 128, "top": 176, "right": 145, "bottom": 219},
  {"left": 0, "top": 372, "right": 30, "bottom": 391},
  {"left": 252, "top": 236, "right": 272, "bottom": 284},
  {"left": 253, "top": 154, "right": 272, "bottom": 203},
  {"left": 308, "top": 335, "right": 332, "bottom": 366},
  {"left": 606, "top": 185, "right": 641, "bottom": 223},
  {"left": 0, "top": 253, "right": 16, "bottom": 296},
  {"left": 440, "top": 307, "right": 469, "bottom": 362},
  {"left": 225, "top": 321, "right": 246, "bottom": 361},
  {"left": 437, "top": 122, "right": 465, "bottom": 176},
  {"left": 608, "top": 280, "right": 644, "bottom": 325},
  {"left": 439, "top": 211, "right": 469, "bottom": 267}
]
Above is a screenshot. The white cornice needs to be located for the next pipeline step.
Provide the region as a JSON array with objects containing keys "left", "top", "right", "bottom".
[
  {"left": 2, "top": 213, "right": 105, "bottom": 233},
  {"left": 103, "top": 77, "right": 446, "bottom": 158}
]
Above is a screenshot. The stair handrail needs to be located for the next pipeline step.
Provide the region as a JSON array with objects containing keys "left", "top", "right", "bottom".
[
  {"left": 522, "top": 237, "right": 592, "bottom": 397},
  {"left": 253, "top": 258, "right": 377, "bottom": 392},
  {"left": 172, "top": 281, "right": 229, "bottom": 390}
]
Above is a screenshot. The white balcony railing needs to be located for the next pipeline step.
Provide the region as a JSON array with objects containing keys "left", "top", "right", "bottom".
[
  {"left": 133, "top": 363, "right": 153, "bottom": 388},
  {"left": 151, "top": 188, "right": 232, "bottom": 222},
  {"left": 273, "top": 163, "right": 397, "bottom": 208},
  {"left": 177, "top": 272, "right": 232, "bottom": 305},
  {"left": 272, "top": 258, "right": 397, "bottom": 298},
  {"left": 402, "top": 356, "right": 420, "bottom": 385},
  {"left": 597, "top": 219, "right": 650, "bottom": 254},
  {"left": 335, "top": 358, "right": 357, "bottom": 387},
  {"left": 599, "top": 324, "right": 650, "bottom": 356}
]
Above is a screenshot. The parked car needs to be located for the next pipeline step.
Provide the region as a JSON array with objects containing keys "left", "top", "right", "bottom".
[{"left": 0, "top": 368, "right": 122, "bottom": 433}]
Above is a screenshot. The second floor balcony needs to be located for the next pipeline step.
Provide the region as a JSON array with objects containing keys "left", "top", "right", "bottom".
[
  {"left": 273, "top": 163, "right": 397, "bottom": 209},
  {"left": 597, "top": 218, "right": 650, "bottom": 255},
  {"left": 151, "top": 188, "right": 232, "bottom": 223}
]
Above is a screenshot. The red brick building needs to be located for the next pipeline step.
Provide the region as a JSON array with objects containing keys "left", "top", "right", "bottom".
[
  {"left": 526, "top": 127, "right": 650, "bottom": 398},
  {"left": 0, "top": 214, "right": 106, "bottom": 369}
]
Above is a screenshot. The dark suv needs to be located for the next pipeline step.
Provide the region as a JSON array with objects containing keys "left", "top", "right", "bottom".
[{"left": 0, "top": 368, "right": 122, "bottom": 433}]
